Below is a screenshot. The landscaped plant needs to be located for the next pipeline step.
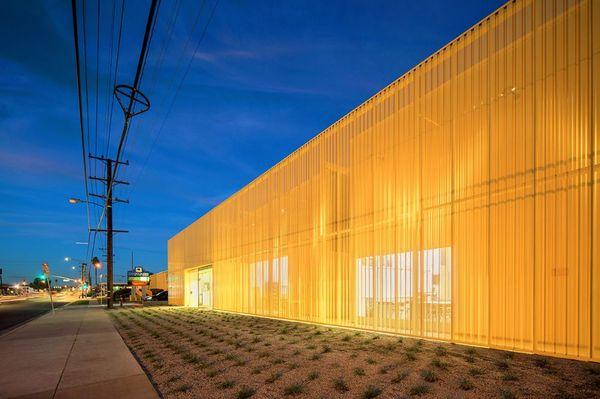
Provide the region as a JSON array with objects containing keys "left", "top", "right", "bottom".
[
  {"left": 265, "top": 371, "right": 283, "bottom": 383},
  {"left": 361, "top": 385, "right": 382, "bottom": 398},
  {"left": 236, "top": 386, "right": 256, "bottom": 399},
  {"left": 333, "top": 377, "right": 349, "bottom": 392},
  {"left": 420, "top": 369, "right": 437, "bottom": 383},
  {"left": 217, "top": 379, "right": 236, "bottom": 389},
  {"left": 409, "top": 384, "right": 430, "bottom": 396},
  {"left": 434, "top": 345, "right": 447, "bottom": 356},
  {"left": 283, "top": 383, "right": 305, "bottom": 396},
  {"left": 459, "top": 377, "right": 474, "bottom": 390},
  {"left": 391, "top": 370, "right": 408, "bottom": 383}
]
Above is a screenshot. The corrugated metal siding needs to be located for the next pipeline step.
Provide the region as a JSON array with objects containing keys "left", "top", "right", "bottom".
[
  {"left": 150, "top": 271, "right": 168, "bottom": 291},
  {"left": 168, "top": 0, "right": 600, "bottom": 360}
]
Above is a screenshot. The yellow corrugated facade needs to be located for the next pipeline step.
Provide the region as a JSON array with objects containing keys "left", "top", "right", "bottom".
[
  {"left": 150, "top": 271, "right": 168, "bottom": 291},
  {"left": 169, "top": 0, "right": 600, "bottom": 360}
]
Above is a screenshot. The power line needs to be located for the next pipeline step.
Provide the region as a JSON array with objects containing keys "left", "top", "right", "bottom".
[
  {"left": 128, "top": 0, "right": 219, "bottom": 196},
  {"left": 106, "top": 0, "right": 126, "bottom": 158},
  {"left": 70, "top": 0, "right": 91, "bottom": 242}
]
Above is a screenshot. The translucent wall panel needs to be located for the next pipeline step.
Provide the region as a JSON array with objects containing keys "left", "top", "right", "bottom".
[{"left": 168, "top": 0, "right": 599, "bottom": 361}]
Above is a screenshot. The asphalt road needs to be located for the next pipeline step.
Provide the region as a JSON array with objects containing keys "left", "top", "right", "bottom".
[{"left": 0, "top": 295, "right": 73, "bottom": 333}]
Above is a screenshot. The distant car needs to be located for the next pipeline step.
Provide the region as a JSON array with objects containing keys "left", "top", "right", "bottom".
[
  {"left": 112, "top": 288, "right": 131, "bottom": 300},
  {"left": 152, "top": 290, "right": 168, "bottom": 301},
  {"left": 144, "top": 288, "right": 164, "bottom": 301}
]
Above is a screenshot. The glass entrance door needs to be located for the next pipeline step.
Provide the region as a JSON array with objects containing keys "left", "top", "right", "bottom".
[
  {"left": 198, "top": 267, "right": 212, "bottom": 308},
  {"left": 186, "top": 269, "right": 199, "bottom": 307}
]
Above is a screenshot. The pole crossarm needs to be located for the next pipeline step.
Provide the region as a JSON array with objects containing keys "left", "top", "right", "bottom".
[
  {"left": 89, "top": 193, "right": 129, "bottom": 204},
  {"left": 89, "top": 176, "right": 130, "bottom": 185},
  {"left": 90, "top": 228, "right": 129, "bottom": 234},
  {"left": 88, "top": 154, "right": 129, "bottom": 165}
]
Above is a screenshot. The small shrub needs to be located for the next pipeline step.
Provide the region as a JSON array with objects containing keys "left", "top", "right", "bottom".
[
  {"left": 333, "top": 378, "right": 349, "bottom": 392},
  {"left": 420, "top": 369, "right": 437, "bottom": 383},
  {"left": 354, "top": 367, "right": 366, "bottom": 376},
  {"left": 174, "top": 383, "right": 191, "bottom": 392},
  {"left": 342, "top": 334, "right": 352, "bottom": 342},
  {"left": 366, "top": 357, "right": 376, "bottom": 364},
  {"left": 379, "top": 364, "right": 392, "bottom": 374},
  {"left": 361, "top": 385, "right": 382, "bottom": 399},
  {"left": 391, "top": 371, "right": 408, "bottom": 383},
  {"left": 434, "top": 346, "right": 447, "bottom": 356},
  {"left": 468, "top": 367, "right": 483, "bottom": 376},
  {"left": 465, "top": 354, "right": 475, "bottom": 363},
  {"left": 273, "top": 358, "right": 285, "bottom": 365},
  {"left": 206, "top": 369, "right": 218, "bottom": 378},
  {"left": 321, "top": 345, "right": 332, "bottom": 353},
  {"left": 283, "top": 383, "right": 304, "bottom": 396},
  {"left": 405, "top": 351, "right": 417, "bottom": 361},
  {"left": 310, "top": 353, "right": 322, "bottom": 361},
  {"left": 534, "top": 357, "right": 550, "bottom": 368},
  {"left": 182, "top": 353, "right": 201, "bottom": 364},
  {"left": 502, "top": 372, "right": 518, "bottom": 381},
  {"left": 236, "top": 386, "right": 256, "bottom": 399},
  {"left": 459, "top": 378, "right": 474, "bottom": 391},
  {"left": 500, "top": 388, "right": 516, "bottom": 399},
  {"left": 266, "top": 372, "right": 283, "bottom": 383},
  {"left": 465, "top": 347, "right": 477, "bottom": 356},
  {"left": 288, "top": 363, "right": 299, "bottom": 370},
  {"left": 308, "top": 371, "right": 319, "bottom": 380},
  {"left": 430, "top": 358, "right": 448, "bottom": 369},
  {"left": 409, "top": 384, "right": 430, "bottom": 396},
  {"left": 217, "top": 380, "right": 236, "bottom": 389},
  {"left": 251, "top": 367, "right": 261, "bottom": 375},
  {"left": 496, "top": 359, "right": 510, "bottom": 370}
]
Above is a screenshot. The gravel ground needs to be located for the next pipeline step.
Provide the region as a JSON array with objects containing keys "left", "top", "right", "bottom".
[{"left": 110, "top": 307, "right": 600, "bottom": 399}]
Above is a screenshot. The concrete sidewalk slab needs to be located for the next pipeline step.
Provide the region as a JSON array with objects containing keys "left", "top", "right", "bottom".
[{"left": 0, "top": 304, "right": 159, "bottom": 399}]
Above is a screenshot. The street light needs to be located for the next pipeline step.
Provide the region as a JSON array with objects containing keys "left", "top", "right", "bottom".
[
  {"left": 68, "top": 198, "right": 103, "bottom": 208},
  {"left": 91, "top": 257, "right": 101, "bottom": 290}
]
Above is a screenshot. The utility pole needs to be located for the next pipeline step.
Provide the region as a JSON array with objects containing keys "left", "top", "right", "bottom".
[
  {"left": 106, "top": 158, "right": 114, "bottom": 308},
  {"left": 89, "top": 154, "right": 129, "bottom": 309},
  {"left": 80, "top": 262, "right": 86, "bottom": 298}
]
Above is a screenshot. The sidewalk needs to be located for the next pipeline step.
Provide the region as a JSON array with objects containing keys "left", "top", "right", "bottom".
[{"left": 0, "top": 303, "right": 159, "bottom": 399}]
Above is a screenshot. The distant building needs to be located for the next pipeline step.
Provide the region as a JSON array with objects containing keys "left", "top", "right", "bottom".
[
  {"left": 168, "top": 0, "right": 600, "bottom": 361},
  {"left": 149, "top": 271, "right": 168, "bottom": 291}
]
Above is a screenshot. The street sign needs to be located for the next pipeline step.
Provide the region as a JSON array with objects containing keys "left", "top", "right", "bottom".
[
  {"left": 41, "top": 263, "right": 54, "bottom": 314},
  {"left": 127, "top": 268, "right": 150, "bottom": 286}
]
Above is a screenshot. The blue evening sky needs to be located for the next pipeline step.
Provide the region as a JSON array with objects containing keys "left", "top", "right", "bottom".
[{"left": 0, "top": 0, "right": 505, "bottom": 284}]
